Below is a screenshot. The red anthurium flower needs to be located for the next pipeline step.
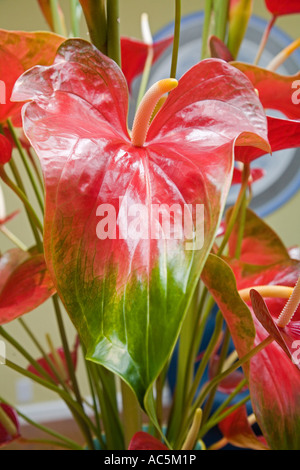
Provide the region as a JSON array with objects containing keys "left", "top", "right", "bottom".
[
  {"left": 202, "top": 209, "right": 300, "bottom": 449},
  {"left": 232, "top": 63, "right": 300, "bottom": 120},
  {"left": 128, "top": 431, "right": 168, "bottom": 450},
  {"left": 12, "top": 38, "right": 269, "bottom": 404},
  {"left": 0, "top": 249, "right": 56, "bottom": 325},
  {"left": 0, "top": 403, "right": 20, "bottom": 448},
  {"left": 218, "top": 405, "right": 268, "bottom": 450},
  {"left": 232, "top": 63, "right": 300, "bottom": 162},
  {"left": 265, "top": 0, "right": 300, "bottom": 16},
  {"left": 250, "top": 286, "right": 300, "bottom": 368},
  {"left": 121, "top": 35, "right": 174, "bottom": 92},
  {"left": 28, "top": 336, "right": 79, "bottom": 384},
  {"left": 0, "top": 29, "right": 64, "bottom": 125}
]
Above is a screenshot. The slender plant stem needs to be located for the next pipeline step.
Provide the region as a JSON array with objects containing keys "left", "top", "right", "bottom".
[
  {"left": 17, "top": 318, "right": 71, "bottom": 389},
  {"left": 0, "top": 225, "right": 27, "bottom": 251},
  {"left": 174, "top": 311, "right": 223, "bottom": 449},
  {"left": 121, "top": 380, "right": 142, "bottom": 449},
  {"left": 217, "top": 163, "right": 250, "bottom": 256},
  {"left": 0, "top": 326, "right": 59, "bottom": 385},
  {"left": 107, "top": 0, "right": 121, "bottom": 66},
  {"left": 26, "top": 148, "right": 44, "bottom": 193},
  {"left": 7, "top": 159, "right": 43, "bottom": 250},
  {"left": 0, "top": 397, "right": 82, "bottom": 450},
  {"left": 254, "top": 15, "right": 277, "bottom": 65},
  {"left": 0, "top": 167, "right": 43, "bottom": 234},
  {"left": 83, "top": 358, "right": 103, "bottom": 439},
  {"left": 201, "top": 326, "right": 231, "bottom": 425},
  {"left": 170, "top": 0, "right": 181, "bottom": 79},
  {"left": 199, "top": 378, "right": 247, "bottom": 437},
  {"left": 70, "top": 0, "right": 80, "bottom": 37},
  {"left": 51, "top": 295, "right": 95, "bottom": 449},
  {"left": 49, "top": 0, "right": 66, "bottom": 36},
  {"left": 190, "top": 335, "right": 273, "bottom": 417},
  {"left": 7, "top": 120, "right": 44, "bottom": 215},
  {"left": 79, "top": 0, "right": 107, "bottom": 53},
  {"left": 214, "top": 0, "right": 229, "bottom": 42},
  {"left": 201, "top": 0, "right": 214, "bottom": 59}
]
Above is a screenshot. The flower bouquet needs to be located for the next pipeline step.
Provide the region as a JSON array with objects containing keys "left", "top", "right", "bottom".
[{"left": 0, "top": 0, "right": 300, "bottom": 452}]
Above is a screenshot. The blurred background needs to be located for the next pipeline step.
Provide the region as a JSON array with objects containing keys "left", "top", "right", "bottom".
[{"left": 0, "top": 0, "right": 299, "bottom": 429}]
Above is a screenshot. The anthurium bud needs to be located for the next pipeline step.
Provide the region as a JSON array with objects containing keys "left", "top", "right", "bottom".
[
  {"left": 227, "top": 0, "right": 253, "bottom": 59},
  {"left": 0, "top": 134, "right": 12, "bottom": 165}
]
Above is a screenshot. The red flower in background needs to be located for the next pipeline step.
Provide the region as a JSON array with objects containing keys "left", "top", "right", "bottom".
[
  {"left": 27, "top": 337, "right": 80, "bottom": 384},
  {"left": 0, "top": 403, "right": 20, "bottom": 448},
  {"left": 0, "top": 29, "right": 64, "bottom": 126},
  {"left": 265, "top": 0, "right": 300, "bottom": 16}
]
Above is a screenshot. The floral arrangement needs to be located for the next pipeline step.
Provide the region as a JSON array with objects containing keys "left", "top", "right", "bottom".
[{"left": 0, "top": 0, "right": 300, "bottom": 452}]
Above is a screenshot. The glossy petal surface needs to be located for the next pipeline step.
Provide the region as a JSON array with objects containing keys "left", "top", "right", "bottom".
[{"left": 12, "top": 39, "right": 269, "bottom": 404}]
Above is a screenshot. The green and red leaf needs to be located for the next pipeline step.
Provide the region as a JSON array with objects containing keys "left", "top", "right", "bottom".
[
  {"left": 12, "top": 38, "right": 269, "bottom": 405},
  {"left": 226, "top": 208, "right": 290, "bottom": 265},
  {"left": 0, "top": 249, "right": 56, "bottom": 324}
]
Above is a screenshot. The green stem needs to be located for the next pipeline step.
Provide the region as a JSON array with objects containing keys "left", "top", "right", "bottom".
[
  {"left": 0, "top": 166, "right": 43, "bottom": 234},
  {"left": 203, "top": 394, "right": 250, "bottom": 444},
  {"left": 254, "top": 15, "right": 277, "bottom": 65},
  {"left": 190, "top": 335, "right": 273, "bottom": 416},
  {"left": 167, "top": 284, "right": 199, "bottom": 443},
  {"left": 7, "top": 120, "right": 44, "bottom": 215},
  {"left": 49, "top": 0, "right": 66, "bottom": 36},
  {"left": 234, "top": 190, "right": 248, "bottom": 258},
  {"left": 121, "top": 380, "right": 142, "bottom": 449},
  {"left": 0, "top": 326, "right": 58, "bottom": 385},
  {"left": 0, "top": 397, "right": 82, "bottom": 450},
  {"left": 2, "top": 357, "right": 99, "bottom": 440},
  {"left": 8, "top": 159, "right": 43, "bottom": 251},
  {"left": 170, "top": 0, "right": 181, "bottom": 79},
  {"left": 70, "top": 0, "right": 81, "bottom": 37},
  {"left": 17, "top": 318, "right": 71, "bottom": 390},
  {"left": 51, "top": 295, "right": 95, "bottom": 449},
  {"left": 201, "top": 326, "right": 231, "bottom": 424},
  {"left": 201, "top": 0, "right": 214, "bottom": 59},
  {"left": 136, "top": 48, "right": 154, "bottom": 109},
  {"left": 199, "top": 378, "right": 247, "bottom": 437},
  {"left": 83, "top": 358, "right": 103, "bottom": 440},
  {"left": 79, "top": 0, "right": 107, "bottom": 54},
  {"left": 107, "top": 0, "right": 121, "bottom": 66},
  {"left": 214, "top": 0, "right": 229, "bottom": 42},
  {"left": 217, "top": 163, "right": 250, "bottom": 256},
  {"left": 174, "top": 311, "right": 224, "bottom": 449},
  {"left": 0, "top": 225, "right": 27, "bottom": 251}
]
